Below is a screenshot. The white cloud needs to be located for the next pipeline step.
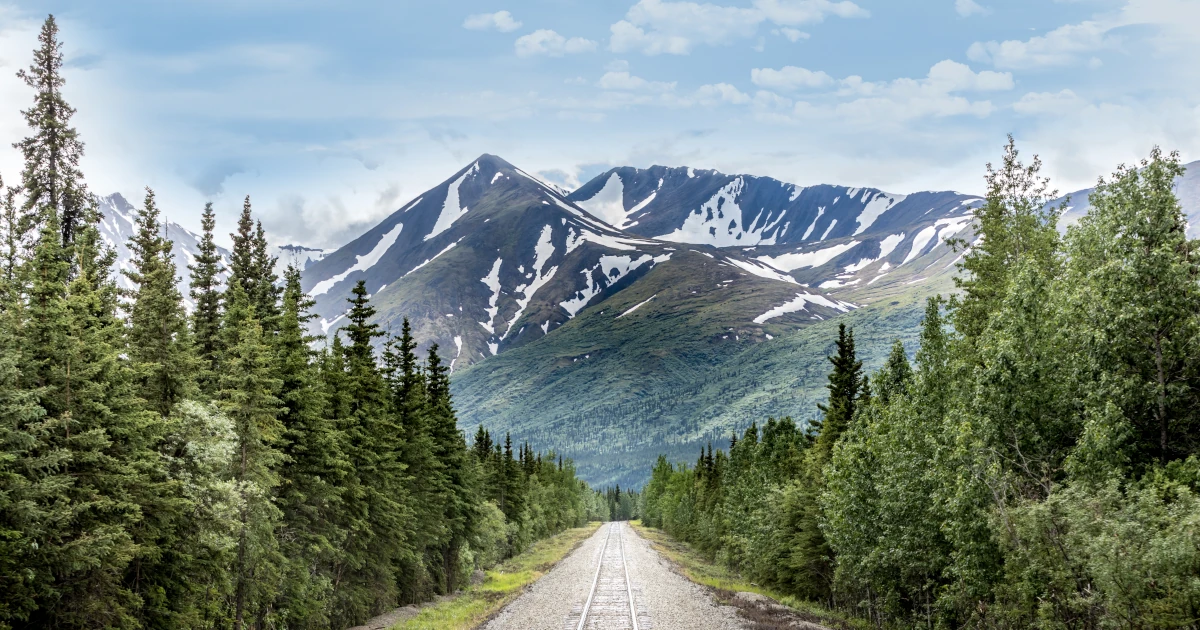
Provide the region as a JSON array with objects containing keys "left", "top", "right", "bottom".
[
  {"left": 775, "top": 27, "right": 810, "bottom": 42},
  {"left": 695, "top": 83, "right": 752, "bottom": 104},
  {"left": 609, "top": 0, "right": 866, "bottom": 55},
  {"left": 462, "top": 10, "right": 522, "bottom": 32},
  {"left": 752, "top": 90, "right": 793, "bottom": 109},
  {"left": 968, "top": 20, "right": 1113, "bottom": 68},
  {"left": 955, "top": 0, "right": 989, "bottom": 17},
  {"left": 751, "top": 65, "right": 834, "bottom": 90},
  {"left": 752, "top": 0, "right": 869, "bottom": 25},
  {"left": 1013, "top": 89, "right": 1086, "bottom": 115},
  {"left": 597, "top": 71, "right": 676, "bottom": 92},
  {"left": 828, "top": 60, "right": 1013, "bottom": 122},
  {"left": 610, "top": 0, "right": 762, "bottom": 55},
  {"left": 515, "top": 30, "right": 598, "bottom": 57}
]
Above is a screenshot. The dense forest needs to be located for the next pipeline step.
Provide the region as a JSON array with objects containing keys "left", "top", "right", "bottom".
[
  {"left": 0, "top": 16, "right": 609, "bottom": 630},
  {"left": 641, "top": 140, "right": 1200, "bottom": 627}
]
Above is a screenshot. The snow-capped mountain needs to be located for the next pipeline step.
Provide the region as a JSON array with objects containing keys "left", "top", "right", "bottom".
[
  {"left": 97, "top": 193, "right": 231, "bottom": 309},
  {"left": 273, "top": 243, "right": 326, "bottom": 275},
  {"left": 568, "top": 166, "right": 983, "bottom": 299},
  {"left": 301, "top": 154, "right": 853, "bottom": 371}
]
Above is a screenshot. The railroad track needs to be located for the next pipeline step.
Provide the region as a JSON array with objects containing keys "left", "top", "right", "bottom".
[{"left": 573, "top": 522, "right": 640, "bottom": 630}]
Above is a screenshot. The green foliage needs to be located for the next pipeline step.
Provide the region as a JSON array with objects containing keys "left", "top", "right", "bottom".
[
  {"left": 125, "top": 187, "right": 198, "bottom": 416},
  {"left": 643, "top": 143, "right": 1200, "bottom": 629},
  {"left": 189, "top": 202, "right": 224, "bottom": 395}
]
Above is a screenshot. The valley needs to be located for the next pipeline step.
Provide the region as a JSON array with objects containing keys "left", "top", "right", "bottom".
[{"left": 94, "top": 153, "right": 1200, "bottom": 486}]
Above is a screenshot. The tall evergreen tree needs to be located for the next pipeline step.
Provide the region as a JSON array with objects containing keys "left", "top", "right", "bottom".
[
  {"left": 385, "top": 319, "right": 445, "bottom": 601},
  {"left": 275, "top": 265, "right": 346, "bottom": 627},
  {"left": 124, "top": 187, "right": 197, "bottom": 416},
  {"left": 228, "top": 196, "right": 256, "bottom": 299},
  {"left": 250, "top": 220, "right": 280, "bottom": 332},
  {"left": 218, "top": 283, "right": 285, "bottom": 630},
  {"left": 813, "top": 323, "right": 864, "bottom": 463},
  {"left": 331, "top": 281, "right": 409, "bottom": 623},
  {"left": 13, "top": 15, "right": 94, "bottom": 250},
  {"left": 425, "top": 345, "right": 476, "bottom": 593},
  {"left": 189, "top": 201, "right": 224, "bottom": 394},
  {"left": 20, "top": 212, "right": 152, "bottom": 628}
]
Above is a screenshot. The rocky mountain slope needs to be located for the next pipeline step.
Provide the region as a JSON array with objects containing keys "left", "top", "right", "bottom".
[
  {"left": 300, "top": 154, "right": 847, "bottom": 371},
  {"left": 568, "top": 165, "right": 983, "bottom": 304}
]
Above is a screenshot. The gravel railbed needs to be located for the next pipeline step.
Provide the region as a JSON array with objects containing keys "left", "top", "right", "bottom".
[
  {"left": 621, "top": 522, "right": 746, "bottom": 630},
  {"left": 485, "top": 522, "right": 746, "bottom": 630},
  {"left": 483, "top": 524, "right": 612, "bottom": 630}
]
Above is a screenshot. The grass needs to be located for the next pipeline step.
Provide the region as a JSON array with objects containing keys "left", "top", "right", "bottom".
[
  {"left": 389, "top": 522, "right": 602, "bottom": 630},
  {"left": 629, "top": 520, "right": 868, "bottom": 630}
]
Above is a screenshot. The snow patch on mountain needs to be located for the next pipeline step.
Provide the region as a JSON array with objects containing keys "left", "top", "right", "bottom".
[
  {"left": 480, "top": 258, "right": 503, "bottom": 335},
  {"left": 576, "top": 172, "right": 627, "bottom": 227},
  {"left": 801, "top": 207, "right": 825, "bottom": 240},
  {"left": 560, "top": 254, "right": 667, "bottom": 317},
  {"left": 310, "top": 221, "right": 404, "bottom": 296},
  {"left": 853, "top": 192, "right": 907, "bottom": 235},
  {"left": 501, "top": 226, "right": 558, "bottom": 340},
  {"left": 617, "top": 294, "right": 657, "bottom": 318},
  {"left": 404, "top": 240, "right": 459, "bottom": 278},
  {"left": 659, "top": 177, "right": 782, "bottom": 247},
  {"left": 426, "top": 163, "right": 477, "bottom": 241},
  {"left": 760, "top": 240, "right": 860, "bottom": 271},
  {"left": 723, "top": 257, "right": 799, "bottom": 285},
  {"left": 753, "top": 292, "right": 854, "bottom": 324},
  {"left": 843, "top": 232, "right": 905, "bottom": 272}
]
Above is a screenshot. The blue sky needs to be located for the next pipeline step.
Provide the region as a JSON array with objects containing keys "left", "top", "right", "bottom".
[{"left": 0, "top": 0, "right": 1196, "bottom": 248}]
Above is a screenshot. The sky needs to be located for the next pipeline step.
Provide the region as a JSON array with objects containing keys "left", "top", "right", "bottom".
[{"left": 0, "top": 0, "right": 1196, "bottom": 249}]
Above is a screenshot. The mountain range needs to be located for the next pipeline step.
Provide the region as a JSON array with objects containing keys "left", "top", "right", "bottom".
[{"left": 97, "top": 157, "right": 1200, "bottom": 486}]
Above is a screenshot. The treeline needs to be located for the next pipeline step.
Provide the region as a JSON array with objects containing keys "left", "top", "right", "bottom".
[
  {"left": 642, "top": 139, "right": 1200, "bottom": 628},
  {"left": 0, "top": 16, "right": 599, "bottom": 630}
]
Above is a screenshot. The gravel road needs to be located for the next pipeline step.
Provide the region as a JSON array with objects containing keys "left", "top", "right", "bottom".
[{"left": 484, "top": 522, "right": 746, "bottom": 630}]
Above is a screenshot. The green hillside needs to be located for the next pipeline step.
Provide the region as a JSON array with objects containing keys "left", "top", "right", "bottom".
[{"left": 452, "top": 261, "right": 937, "bottom": 486}]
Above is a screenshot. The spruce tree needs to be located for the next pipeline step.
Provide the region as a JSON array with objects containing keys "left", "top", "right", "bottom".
[
  {"left": 228, "top": 196, "right": 257, "bottom": 299},
  {"left": 218, "top": 283, "right": 285, "bottom": 630},
  {"left": 20, "top": 214, "right": 150, "bottom": 627},
  {"left": 386, "top": 320, "right": 445, "bottom": 601},
  {"left": 13, "top": 15, "right": 93, "bottom": 249},
  {"left": 189, "top": 201, "right": 224, "bottom": 394},
  {"left": 875, "top": 340, "right": 912, "bottom": 406},
  {"left": 251, "top": 220, "right": 280, "bottom": 332},
  {"left": 331, "top": 281, "right": 409, "bottom": 622},
  {"left": 1, "top": 178, "right": 21, "bottom": 302},
  {"left": 813, "top": 323, "right": 864, "bottom": 462},
  {"left": 124, "top": 187, "right": 197, "bottom": 416},
  {"left": 426, "top": 344, "right": 476, "bottom": 592},
  {"left": 275, "top": 265, "right": 345, "bottom": 627}
]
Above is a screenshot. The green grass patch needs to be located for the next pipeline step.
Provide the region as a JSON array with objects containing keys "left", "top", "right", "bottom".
[
  {"left": 630, "top": 521, "right": 867, "bottom": 630},
  {"left": 390, "top": 522, "right": 602, "bottom": 630}
]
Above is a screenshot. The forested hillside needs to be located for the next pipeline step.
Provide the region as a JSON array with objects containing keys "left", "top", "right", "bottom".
[
  {"left": 0, "top": 16, "right": 608, "bottom": 630},
  {"left": 641, "top": 141, "right": 1200, "bottom": 627}
]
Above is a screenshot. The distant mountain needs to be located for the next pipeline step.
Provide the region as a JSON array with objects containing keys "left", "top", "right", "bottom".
[
  {"left": 1057, "top": 159, "right": 1200, "bottom": 237},
  {"left": 98, "top": 193, "right": 231, "bottom": 310},
  {"left": 567, "top": 166, "right": 984, "bottom": 302},
  {"left": 301, "top": 154, "right": 845, "bottom": 371},
  {"left": 273, "top": 243, "right": 327, "bottom": 275}
]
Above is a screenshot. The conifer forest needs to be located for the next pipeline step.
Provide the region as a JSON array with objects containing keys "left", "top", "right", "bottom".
[{"left": 0, "top": 17, "right": 610, "bottom": 629}]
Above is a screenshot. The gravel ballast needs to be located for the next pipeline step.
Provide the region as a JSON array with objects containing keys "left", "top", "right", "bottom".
[{"left": 484, "top": 522, "right": 746, "bottom": 630}]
